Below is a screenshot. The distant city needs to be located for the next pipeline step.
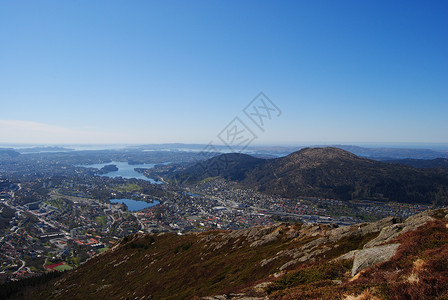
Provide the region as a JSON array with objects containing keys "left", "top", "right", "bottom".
[{"left": 0, "top": 144, "right": 445, "bottom": 282}]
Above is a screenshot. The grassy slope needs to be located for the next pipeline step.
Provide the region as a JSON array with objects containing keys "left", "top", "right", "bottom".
[
  {"left": 31, "top": 210, "right": 448, "bottom": 300},
  {"left": 35, "top": 225, "right": 320, "bottom": 299}
]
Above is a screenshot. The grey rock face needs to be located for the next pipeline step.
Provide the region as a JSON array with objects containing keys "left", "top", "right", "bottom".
[
  {"left": 351, "top": 243, "right": 400, "bottom": 276},
  {"left": 333, "top": 249, "right": 359, "bottom": 262},
  {"left": 363, "top": 223, "right": 404, "bottom": 248},
  {"left": 364, "top": 212, "right": 436, "bottom": 248},
  {"left": 250, "top": 229, "right": 281, "bottom": 247}
]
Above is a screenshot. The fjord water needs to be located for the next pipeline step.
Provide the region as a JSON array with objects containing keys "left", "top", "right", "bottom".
[
  {"left": 80, "top": 161, "right": 161, "bottom": 183},
  {"left": 109, "top": 198, "right": 160, "bottom": 211}
]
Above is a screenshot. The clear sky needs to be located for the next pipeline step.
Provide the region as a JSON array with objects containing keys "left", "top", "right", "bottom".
[{"left": 0, "top": 0, "right": 447, "bottom": 145}]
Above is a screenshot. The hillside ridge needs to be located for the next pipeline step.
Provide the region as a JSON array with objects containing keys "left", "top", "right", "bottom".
[
  {"left": 172, "top": 147, "right": 448, "bottom": 205},
  {"left": 29, "top": 207, "right": 448, "bottom": 299}
]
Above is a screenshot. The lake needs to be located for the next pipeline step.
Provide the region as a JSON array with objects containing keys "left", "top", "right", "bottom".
[
  {"left": 109, "top": 198, "right": 160, "bottom": 211},
  {"left": 79, "top": 161, "right": 162, "bottom": 183}
]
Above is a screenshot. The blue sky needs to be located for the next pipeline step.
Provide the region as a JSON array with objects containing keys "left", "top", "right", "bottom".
[{"left": 0, "top": 0, "right": 447, "bottom": 145}]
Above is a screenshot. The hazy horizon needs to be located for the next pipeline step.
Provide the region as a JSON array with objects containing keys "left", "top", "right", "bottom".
[{"left": 2, "top": 141, "right": 448, "bottom": 152}]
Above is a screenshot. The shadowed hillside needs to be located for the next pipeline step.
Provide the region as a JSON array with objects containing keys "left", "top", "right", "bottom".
[{"left": 172, "top": 147, "right": 448, "bottom": 205}]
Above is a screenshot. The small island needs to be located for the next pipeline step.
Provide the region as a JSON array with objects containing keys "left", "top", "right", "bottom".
[
  {"left": 98, "top": 164, "right": 118, "bottom": 174},
  {"left": 127, "top": 159, "right": 145, "bottom": 165}
]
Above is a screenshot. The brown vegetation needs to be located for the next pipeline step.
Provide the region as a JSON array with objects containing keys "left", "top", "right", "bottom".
[
  {"left": 14, "top": 209, "right": 448, "bottom": 299},
  {"left": 349, "top": 219, "right": 448, "bottom": 300}
]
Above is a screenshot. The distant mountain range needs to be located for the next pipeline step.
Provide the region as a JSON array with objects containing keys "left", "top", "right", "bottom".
[
  {"left": 172, "top": 147, "right": 448, "bottom": 205},
  {"left": 127, "top": 143, "right": 448, "bottom": 159},
  {"left": 0, "top": 148, "right": 20, "bottom": 158},
  {"left": 16, "top": 146, "right": 74, "bottom": 153},
  {"left": 331, "top": 145, "right": 448, "bottom": 160},
  {"left": 3, "top": 143, "right": 448, "bottom": 159},
  {"left": 384, "top": 158, "right": 448, "bottom": 169}
]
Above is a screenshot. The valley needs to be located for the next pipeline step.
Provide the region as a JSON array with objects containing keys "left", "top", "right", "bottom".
[{"left": 0, "top": 146, "right": 445, "bottom": 288}]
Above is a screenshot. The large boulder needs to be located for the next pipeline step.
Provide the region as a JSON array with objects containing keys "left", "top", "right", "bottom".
[{"left": 351, "top": 243, "right": 400, "bottom": 276}]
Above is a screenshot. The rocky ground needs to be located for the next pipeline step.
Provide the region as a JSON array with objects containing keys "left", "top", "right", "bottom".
[{"left": 8, "top": 207, "right": 448, "bottom": 299}]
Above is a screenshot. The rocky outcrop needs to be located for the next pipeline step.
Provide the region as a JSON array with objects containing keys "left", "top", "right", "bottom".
[
  {"left": 250, "top": 229, "right": 281, "bottom": 247},
  {"left": 333, "top": 250, "right": 358, "bottom": 262},
  {"left": 363, "top": 223, "right": 404, "bottom": 248},
  {"left": 351, "top": 243, "right": 400, "bottom": 276},
  {"left": 363, "top": 208, "right": 447, "bottom": 248}
]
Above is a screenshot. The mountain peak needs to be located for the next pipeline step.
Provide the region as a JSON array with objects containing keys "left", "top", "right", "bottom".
[
  {"left": 171, "top": 147, "right": 448, "bottom": 204},
  {"left": 288, "top": 147, "right": 361, "bottom": 160}
]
